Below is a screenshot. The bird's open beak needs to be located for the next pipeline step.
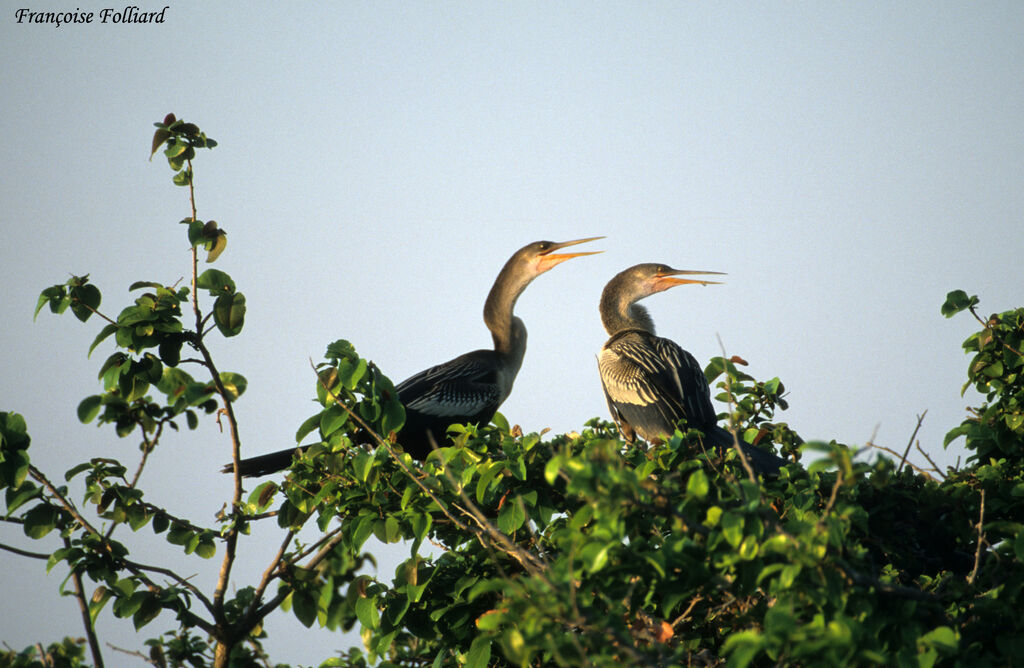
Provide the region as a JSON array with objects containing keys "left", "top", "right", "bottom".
[
  {"left": 537, "top": 236, "right": 605, "bottom": 272},
  {"left": 655, "top": 268, "right": 725, "bottom": 290}
]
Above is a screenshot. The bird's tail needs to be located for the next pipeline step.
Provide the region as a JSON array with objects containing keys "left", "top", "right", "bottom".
[
  {"left": 708, "top": 425, "right": 787, "bottom": 477},
  {"left": 221, "top": 446, "right": 309, "bottom": 478}
]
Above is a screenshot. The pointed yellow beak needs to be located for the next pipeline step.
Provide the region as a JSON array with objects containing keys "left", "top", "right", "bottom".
[
  {"left": 537, "top": 236, "right": 605, "bottom": 271},
  {"left": 655, "top": 268, "right": 726, "bottom": 290}
]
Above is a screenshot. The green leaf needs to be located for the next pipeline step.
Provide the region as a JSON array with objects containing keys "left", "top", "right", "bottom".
[
  {"left": 490, "top": 411, "right": 510, "bottom": 433},
  {"left": 544, "top": 455, "right": 563, "bottom": 485},
  {"left": 355, "top": 596, "right": 380, "bottom": 630},
  {"left": 23, "top": 503, "right": 58, "bottom": 539},
  {"left": 296, "top": 411, "right": 323, "bottom": 442},
  {"left": 213, "top": 292, "right": 246, "bottom": 337},
  {"left": 70, "top": 284, "right": 102, "bottom": 322},
  {"left": 150, "top": 127, "right": 171, "bottom": 159},
  {"left": 133, "top": 594, "right": 162, "bottom": 630},
  {"left": 941, "top": 290, "right": 979, "bottom": 318},
  {"left": 476, "top": 461, "right": 503, "bottom": 504},
  {"left": 172, "top": 167, "right": 191, "bottom": 186},
  {"left": 218, "top": 372, "right": 248, "bottom": 401},
  {"left": 195, "top": 538, "right": 217, "bottom": 559},
  {"left": 166, "top": 523, "right": 192, "bottom": 546},
  {"left": 686, "top": 469, "right": 709, "bottom": 499},
  {"left": 353, "top": 452, "right": 374, "bottom": 482},
  {"left": 738, "top": 535, "right": 759, "bottom": 560},
  {"left": 336, "top": 357, "right": 368, "bottom": 390},
  {"left": 5, "top": 482, "right": 41, "bottom": 515},
  {"left": 919, "top": 626, "right": 958, "bottom": 652},
  {"left": 465, "top": 637, "right": 491, "bottom": 668},
  {"left": 77, "top": 395, "right": 102, "bottom": 424},
  {"left": 152, "top": 512, "right": 169, "bottom": 534},
  {"left": 114, "top": 590, "right": 147, "bottom": 618},
  {"left": 0, "top": 412, "right": 31, "bottom": 452},
  {"left": 35, "top": 286, "right": 67, "bottom": 320},
  {"left": 88, "top": 324, "right": 119, "bottom": 357},
  {"left": 196, "top": 269, "right": 235, "bottom": 295},
  {"left": 381, "top": 394, "right": 405, "bottom": 435},
  {"left": 158, "top": 336, "right": 182, "bottom": 367},
  {"left": 581, "top": 541, "right": 611, "bottom": 573},
  {"left": 497, "top": 498, "right": 526, "bottom": 534},
  {"left": 89, "top": 586, "right": 112, "bottom": 624},
  {"left": 721, "top": 511, "right": 744, "bottom": 548},
  {"left": 320, "top": 404, "right": 348, "bottom": 438},
  {"left": 205, "top": 232, "right": 227, "bottom": 262},
  {"left": 164, "top": 139, "right": 188, "bottom": 158},
  {"left": 126, "top": 503, "right": 150, "bottom": 531}
]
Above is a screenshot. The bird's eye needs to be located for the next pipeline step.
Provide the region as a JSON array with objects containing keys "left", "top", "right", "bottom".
[{"left": 538, "top": 242, "right": 550, "bottom": 251}]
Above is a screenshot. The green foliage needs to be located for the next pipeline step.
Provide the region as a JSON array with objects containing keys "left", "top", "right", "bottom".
[
  {"left": 4, "top": 117, "right": 1024, "bottom": 667},
  {"left": 0, "top": 638, "right": 87, "bottom": 668}
]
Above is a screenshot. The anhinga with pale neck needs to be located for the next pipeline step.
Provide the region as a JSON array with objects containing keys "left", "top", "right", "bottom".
[
  {"left": 228, "top": 237, "right": 603, "bottom": 477},
  {"left": 597, "top": 263, "right": 785, "bottom": 476}
]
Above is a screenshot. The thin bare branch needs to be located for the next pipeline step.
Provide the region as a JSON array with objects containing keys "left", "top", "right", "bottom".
[
  {"left": 968, "top": 489, "right": 987, "bottom": 585},
  {"left": 915, "top": 442, "right": 947, "bottom": 480},
  {"left": 252, "top": 529, "right": 295, "bottom": 602},
  {"left": 105, "top": 642, "right": 156, "bottom": 665},
  {"left": 0, "top": 541, "right": 51, "bottom": 559},
  {"left": 897, "top": 411, "right": 927, "bottom": 475},
  {"left": 865, "top": 442, "right": 937, "bottom": 480}
]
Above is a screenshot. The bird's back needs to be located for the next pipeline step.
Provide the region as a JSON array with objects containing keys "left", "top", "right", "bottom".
[{"left": 598, "top": 328, "right": 716, "bottom": 443}]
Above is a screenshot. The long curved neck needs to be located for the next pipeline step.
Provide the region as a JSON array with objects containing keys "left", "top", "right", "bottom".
[
  {"left": 483, "top": 257, "right": 536, "bottom": 355},
  {"left": 483, "top": 267, "right": 530, "bottom": 398},
  {"left": 600, "top": 280, "right": 656, "bottom": 336}
]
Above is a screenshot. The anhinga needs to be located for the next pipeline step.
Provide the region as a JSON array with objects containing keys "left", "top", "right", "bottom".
[
  {"left": 228, "top": 237, "right": 603, "bottom": 477},
  {"left": 597, "top": 263, "right": 785, "bottom": 476}
]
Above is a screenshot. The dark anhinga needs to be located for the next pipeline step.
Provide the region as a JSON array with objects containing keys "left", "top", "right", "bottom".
[
  {"left": 228, "top": 237, "right": 603, "bottom": 477},
  {"left": 597, "top": 263, "right": 785, "bottom": 476}
]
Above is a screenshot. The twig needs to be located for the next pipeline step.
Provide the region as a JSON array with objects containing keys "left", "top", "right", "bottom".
[
  {"left": 865, "top": 442, "right": 936, "bottom": 480},
  {"left": 29, "top": 466, "right": 103, "bottom": 538},
  {"left": 35, "top": 643, "right": 51, "bottom": 668},
  {"left": 0, "top": 541, "right": 51, "bottom": 560},
  {"left": 670, "top": 595, "right": 704, "bottom": 628},
  {"left": 968, "top": 489, "right": 986, "bottom": 585},
  {"left": 104, "top": 423, "right": 165, "bottom": 543},
  {"left": 251, "top": 529, "right": 294, "bottom": 604},
  {"left": 65, "top": 537, "right": 104, "bottom": 668},
  {"left": 105, "top": 643, "right": 156, "bottom": 665},
  {"left": 715, "top": 335, "right": 757, "bottom": 485},
  {"left": 915, "top": 442, "right": 946, "bottom": 480},
  {"left": 897, "top": 411, "right": 927, "bottom": 475},
  {"left": 187, "top": 337, "right": 245, "bottom": 617},
  {"left": 246, "top": 530, "right": 349, "bottom": 627}
]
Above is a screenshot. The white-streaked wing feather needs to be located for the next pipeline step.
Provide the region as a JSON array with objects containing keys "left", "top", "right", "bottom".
[{"left": 398, "top": 352, "right": 502, "bottom": 418}]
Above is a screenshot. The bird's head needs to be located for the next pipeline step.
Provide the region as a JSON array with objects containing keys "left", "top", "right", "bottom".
[
  {"left": 519, "top": 237, "right": 605, "bottom": 277},
  {"left": 625, "top": 263, "right": 725, "bottom": 299}
]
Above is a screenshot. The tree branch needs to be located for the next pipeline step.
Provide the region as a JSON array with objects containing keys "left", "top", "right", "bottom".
[
  {"left": 897, "top": 411, "right": 927, "bottom": 475},
  {"left": 968, "top": 488, "right": 986, "bottom": 585},
  {"left": 65, "top": 537, "right": 104, "bottom": 668}
]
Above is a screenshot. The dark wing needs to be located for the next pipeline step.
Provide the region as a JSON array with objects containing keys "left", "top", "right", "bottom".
[
  {"left": 394, "top": 349, "right": 507, "bottom": 459},
  {"left": 598, "top": 329, "right": 715, "bottom": 442},
  {"left": 397, "top": 349, "right": 504, "bottom": 422},
  {"left": 648, "top": 335, "right": 718, "bottom": 428}
]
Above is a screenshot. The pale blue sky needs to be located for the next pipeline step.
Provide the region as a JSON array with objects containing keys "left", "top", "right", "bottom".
[{"left": 2, "top": 2, "right": 1022, "bottom": 663}]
